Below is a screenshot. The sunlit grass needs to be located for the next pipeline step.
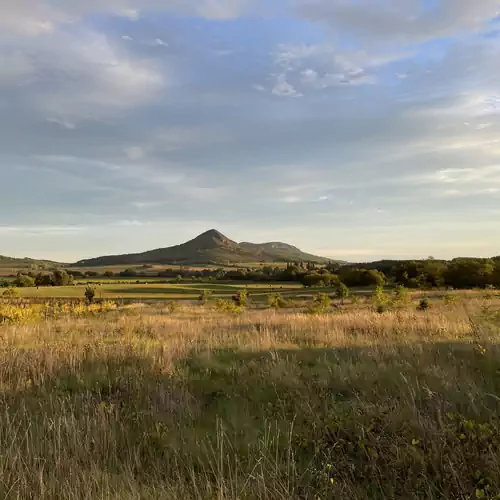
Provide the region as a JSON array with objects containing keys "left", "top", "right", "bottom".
[{"left": 1, "top": 299, "right": 500, "bottom": 499}]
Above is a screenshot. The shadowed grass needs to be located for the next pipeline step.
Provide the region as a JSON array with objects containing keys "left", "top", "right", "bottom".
[{"left": 1, "top": 302, "right": 500, "bottom": 498}]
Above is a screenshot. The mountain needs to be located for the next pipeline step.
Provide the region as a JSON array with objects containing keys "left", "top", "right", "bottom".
[
  {"left": 239, "top": 242, "right": 331, "bottom": 263},
  {"left": 75, "top": 229, "right": 332, "bottom": 267}
]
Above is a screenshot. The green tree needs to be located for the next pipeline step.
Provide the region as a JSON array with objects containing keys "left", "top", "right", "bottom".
[
  {"left": 13, "top": 274, "right": 35, "bottom": 288},
  {"left": 52, "top": 270, "right": 73, "bottom": 286},
  {"left": 35, "top": 273, "right": 54, "bottom": 287},
  {"left": 335, "top": 282, "right": 350, "bottom": 304},
  {"left": 443, "top": 259, "right": 494, "bottom": 289},
  {"left": 373, "top": 285, "right": 390, "bottom": 310}
]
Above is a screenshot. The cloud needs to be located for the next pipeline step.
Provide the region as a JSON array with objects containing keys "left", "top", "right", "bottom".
[
  {"left": 433, "top": 165, "right": 500, "bottom": 185},
  {"left": 271, "top": 74, "right": 302, "bottom": 97},
  {"left": 296, "top": 0, "right": 500, "bottom": 45},
  {"left": 0, "top": 0, "right": 255, "bottom": 36},
  {"left": 268, "top": 43, "right": 381, "bottom": 95},
  {"left": 1, "top": 0, "right": 500, "bottom": 261},
  {"left": 7, "top": 28, "right": 166, "bottom": 121},
  {"left": 155, "top": 38, "right": 168, "bottom": 47}
]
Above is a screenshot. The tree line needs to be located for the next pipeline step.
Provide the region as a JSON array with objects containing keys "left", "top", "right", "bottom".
[{"left": 2, "top": 257, "right": 500, "bottom": 290}]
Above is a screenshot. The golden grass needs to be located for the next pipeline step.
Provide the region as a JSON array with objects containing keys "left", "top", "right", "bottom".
[{"left": 1, "top": 299, "right": 500, "bottom": 499}]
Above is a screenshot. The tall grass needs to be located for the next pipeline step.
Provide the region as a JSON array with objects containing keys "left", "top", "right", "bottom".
[{"left": 1, "top": 299, "right": 500, "bottom": 499}]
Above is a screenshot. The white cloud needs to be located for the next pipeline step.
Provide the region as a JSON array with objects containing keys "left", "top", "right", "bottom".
[
  {"left": 252, "top": 84, "right": 266, "bottom": 92},
  {"left": 13, "top": 29, "right": 167, "bottom": 121},
  {"left": 121, "top": 35, "right": 134, "bottom": 41},
  {"left": 271, "top": 74, "right": 302, "bottom": 97},
  {"left": 296, "top": 0, "right": 500, "bottom": 45},
  {"left": 269, "top": 43, "right": 380, "bottom": 95},
  {"left": 0, "top": 0, "right": 254, "bottom": 36},
  {"left": 433, "top": 165, "right": 500, "bottom": 184},
  {"left": 155, "top": 38, "right": 168, "bottom": 47}
]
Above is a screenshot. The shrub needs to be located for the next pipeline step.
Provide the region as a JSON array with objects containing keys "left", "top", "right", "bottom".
[
  {"left": 84, "top": 286, "right": 96, "bottom": 304},
  {"left": 268, "top": 293, "right": 287, "bottom": 309},
  {"left": 2, "top": 287, "right": 20, "bottom": 298},
  {"left": 444, "top": 294, "right": 460, "bottom": 306},
  {"left": 198, "top": 289, "right": 213, "bottom": 305},
  {"left": 373, "top": 285, "right": 390, "bottom": 311},
  {"left": 417, "top": 297, "right": 431, "bottom": 312},
  {"left": 232, "top": 290, "right": 248, "bottom": 308},
  {"left": 215, "top": 299, "right": 242, "bottom": 314},
  {"left": 335, "top": 282, "right": 350, "bottom": 304},
  {"left": 308, "top": 293, "right": 332, "bottom": 314},
  {"left": 393, "top": 285, "right": 411, "bottom": 307}
]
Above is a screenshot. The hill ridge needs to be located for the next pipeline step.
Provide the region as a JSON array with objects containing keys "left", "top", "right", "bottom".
[{"left": 75, "top": 229, "right": 331, "bottom": 267}]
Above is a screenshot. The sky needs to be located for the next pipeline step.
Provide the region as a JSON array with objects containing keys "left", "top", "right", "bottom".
[{"left": 1, "top": 0, "right": 500, "bottom": 262}]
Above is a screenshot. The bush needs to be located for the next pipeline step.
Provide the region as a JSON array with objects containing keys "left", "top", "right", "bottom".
[
  {"left": 84, "top": 286, "right": 96, "bottom": 305},
  {"left": 232, "top": 290, "right": 248, "bottom": 308},
  {"left": 373, "top": 285, "right": 390, "bottom": 311},
  {"left": 215, "top": 299, "right": 242, "bottom": 314},
  {"left": 268, "top": 293, "right": 287, "bottom": 309},
  {"left": 417, "top": 297, "right": 431, "bottom": 312},
  {"left": 393, "top": 285, "right": 411, "bottom": 307},
  {"left": 335, "top": 282, "right": 350, "bottom": 304},
  {"left": 2, "top": 287, "right": 20, "bottom": 298},
  {"left": 308, "top": 293, "right": 332, "bottom": 314},
  {"left": 198, "top": 289, "right": 213, "bottom": 305}
]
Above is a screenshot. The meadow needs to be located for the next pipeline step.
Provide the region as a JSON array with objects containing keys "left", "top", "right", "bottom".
[
  {"left": 13, "top": 282, "right": 305, "bottom": 301},
  {"left": 2, "top": 293, "right": 500, "bottom": 499}
]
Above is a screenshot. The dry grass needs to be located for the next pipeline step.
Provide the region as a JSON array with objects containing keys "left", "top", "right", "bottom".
[{"left": 1, "top": 299, "right": 500, "bottom": 499}]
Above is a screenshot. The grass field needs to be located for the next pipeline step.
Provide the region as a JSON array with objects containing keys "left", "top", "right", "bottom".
[
  {"left": 0, "top": 262, "right": 290, "bottom": 278},
  {"left": 1, "top": 296, "right": 500, "bottom": 498},
  {"left": 15, "top": 282, "right": 315, "bottom": 301}
]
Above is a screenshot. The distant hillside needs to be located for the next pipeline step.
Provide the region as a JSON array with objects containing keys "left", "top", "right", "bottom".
[
  {"left": 75, "top": 229, "right": 333, "bottom": 267},
  {"left": 239, "top": 242, "right": 332, "bottom": 264},
  {"left": 0, "top": 255, "right": 62, "bottom": 269}
]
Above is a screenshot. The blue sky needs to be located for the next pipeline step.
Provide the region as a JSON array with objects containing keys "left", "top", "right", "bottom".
[{"left": 1, "top": 0, "right": 499, "bottom": 262}]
